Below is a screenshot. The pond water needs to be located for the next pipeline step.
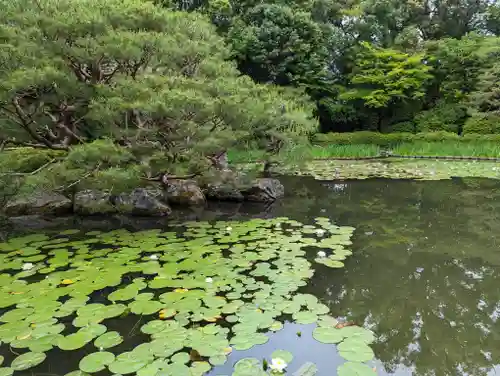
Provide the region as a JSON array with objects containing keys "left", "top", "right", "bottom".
[{"left": 2, "top": 176, "right": 500, "bottom": 376}]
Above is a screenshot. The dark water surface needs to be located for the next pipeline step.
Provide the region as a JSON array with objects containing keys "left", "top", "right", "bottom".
[{"left": 4, "top": 176, "right": 500, "bottom": 376}]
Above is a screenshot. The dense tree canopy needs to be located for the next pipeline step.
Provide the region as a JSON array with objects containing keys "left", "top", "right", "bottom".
[
  {"left": 0, "top": 0, "right": 316, "bottom": 192},
  {"left": 166, "top": 0, "right": 500, "bottom": 134}
]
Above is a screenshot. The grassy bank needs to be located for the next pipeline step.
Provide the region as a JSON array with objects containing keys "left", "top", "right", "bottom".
[{"left": 229, "top": 132, "right": 500, "bottom": 162}]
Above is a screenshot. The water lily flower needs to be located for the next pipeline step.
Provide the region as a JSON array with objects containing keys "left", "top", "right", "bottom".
[
  {"left": 269, "top": 358, "right": 287, "bottom": 373},
  {"left": 226, "top": 226, "right": 232, "bottom": 232},
  {"left": 149, "top": 254, "right": 158, "bottom": 260},
  {"left": 315, "top": 229, "right": 326, "bottom": 236},
  {"left": 317, "top": 251, "right": 327, "bottom": 258},
  {"left": 205, "top": 277, "right": 213, "bottom": 283},
  {"left": 22, "top": 263, "right": 34, "bottom": 271}
]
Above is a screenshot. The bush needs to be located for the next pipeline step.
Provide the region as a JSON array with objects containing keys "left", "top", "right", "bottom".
[
  {"left": 414, "top": 102, "right": 468, "bottom": 134},
  {"left": 389, "top": 121, "right": 416, "bottom": 133},
  {"left": 463, "top": 113, "right": 500, "bottom": 134},
  {"left": 0, "top": 148, "right": 66, "bottom": 173}
]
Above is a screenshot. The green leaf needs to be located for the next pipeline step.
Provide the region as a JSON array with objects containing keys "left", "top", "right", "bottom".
[
  {"left": 79, "top": 352, "right": 115, "bottom": 373},
  {"left": 337, "top": 339, "right": 375, "bottom": 362},
  {"left": 337, "top": 362, "right": 376, "bottom": 376},
  {"left": 94, "top": 331, "right": 123, "bottom": 349},
  {"left": 11, "top": 352, "right": 46, "bottom": 371},
  {"left": 0, "top": 368, "right": 13, "bottom": 376},
  {"left": 271, "top": 350, "right": 293, "bottom": 363},
  {"left": 312, "top": 327, "right": 344, "bottom": 344},
  {"left": 293, "top": 362, "right": 318, "bottom": 376}
]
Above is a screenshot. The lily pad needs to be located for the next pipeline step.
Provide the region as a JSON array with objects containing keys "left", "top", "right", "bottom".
[
  {"left": 337, "top": 339, "right": 375, "bottom": 362},
  {"left": 79, "top": 352, "right": 115, "bottom": 373},
  {"left": 94, "top": 331, "right": 123, "bottom": 349},
  {"left": 312, "top": 327, "right": 344, "bottom": 344},
  {"left": 11, "top": 352, "right": 46, "bottom": 371},
  {"left": 271, "top": 350, "right": 293, "bottom": 363},
  {"left": 337, "top": 362, "right": 376, "bottom": 376}
]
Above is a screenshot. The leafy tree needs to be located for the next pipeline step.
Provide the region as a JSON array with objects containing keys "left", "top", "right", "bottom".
[
  {"left": 228, "top": 4, "right": 332, "bottom": 85},
  {"left": 339, "top": 42, "right": 433, "bottom": 131},
  {"left": 0, "top": 0, "right": 316, "bottom": 192}
]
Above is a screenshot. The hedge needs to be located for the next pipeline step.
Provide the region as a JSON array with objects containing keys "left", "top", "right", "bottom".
[{"left": 313, "top": 131, "right": 500, "bottom": 146}]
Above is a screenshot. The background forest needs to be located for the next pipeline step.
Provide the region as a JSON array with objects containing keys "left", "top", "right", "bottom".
[{"left": 2, "top": 0, "right": 500, "bottom": 197}]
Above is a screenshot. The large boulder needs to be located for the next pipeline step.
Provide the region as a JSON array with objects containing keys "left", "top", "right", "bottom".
[
  {"left": 204, "top": 183, "right": 244, "bottom": 202},
  {"left": 165, "top": 180, "right": 206, "bottom": 206},
  {"left": 114, "top": 188, "right": 171, "bottom": 216},
  {"left": 202, "top": 170, "right": 244, "bottom": 202},
  {"left": 74, "top": 190, "right": 117, "bottom": 215},
  {"left": 242, "top": 178, "right": 285, "bottom": 202},
  {"left": 4, "top": 191, "right": 72, "bottom": 216}
]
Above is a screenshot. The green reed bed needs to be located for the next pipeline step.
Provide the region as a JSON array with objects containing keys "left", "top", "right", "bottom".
[
  {"left": 392, "top": 141, "right": 500, "bottom": 158},
  {"left": 308, "top": 144, "right": 380, "bottom": 159}
]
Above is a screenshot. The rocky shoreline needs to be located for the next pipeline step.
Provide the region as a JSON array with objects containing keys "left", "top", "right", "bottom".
[{"left": 3, "top": 177, "right": 285, "bottom": 217}]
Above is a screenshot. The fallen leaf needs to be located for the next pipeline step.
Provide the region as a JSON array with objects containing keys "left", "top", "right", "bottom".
[{"left": 61, "top": 279, "right": 74, "bottom": 285}]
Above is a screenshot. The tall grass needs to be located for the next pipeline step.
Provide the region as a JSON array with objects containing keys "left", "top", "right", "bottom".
[
  {"left": 308, "top": 144, "right": 380, "bottom": 158},
  {"left": 392, "top": 141, "right": 500, "bottom": 157}
]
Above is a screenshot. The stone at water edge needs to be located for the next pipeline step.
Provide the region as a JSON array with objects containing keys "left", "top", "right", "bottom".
[
  {"left": 74, "top": 190, "right": 117, "bottom": 215},
  {"left": 242, "top": 178, "right": 285, "bottom": 202},
  {"left": 5, "top": 191, "right": 72, "bottom": 216},
  {"left": 164, "top": 179, "right": 206, "bottom": 206},
  {"left": 113, "top": 188, "right": 172, "bottom": 216}
]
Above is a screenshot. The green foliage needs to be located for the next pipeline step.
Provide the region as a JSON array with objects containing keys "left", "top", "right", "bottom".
[
  {"left": 341, "top": 43, "right": 432, "bottom": 109},
  {"left": 463, "top": 113, "right": 500, "bottom": 135},
  {"left": 0, "top": 148, "right": 66, "bottom": 174},
  {"left": 228, "top": 4, "right": 331, "bottom": 85},
  {"left": 0, "top": 0, "right": 316, "bottom": 184},
  {"left": 414, "top": 102, "right": 468, "bottom": 133}
]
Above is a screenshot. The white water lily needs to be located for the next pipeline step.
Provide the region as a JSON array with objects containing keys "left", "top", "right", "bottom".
[
  {"left": 205, "top": 277, "right": 213, "bottom": 283},
  {"left": 226, "top": 226, "right": 232, "bottom": 232},
  {"left": 317, "top": 251, "right": 327, "bottom": 258},
  {"left": 315, "top": 229, "right": 326, "bottom": 236},
  {"left": 269, "top": 358, "right": 287, "bottom": 373},
  {"left": 22, "top": 263, "right": 34, "bottom": 271},
  {"left": 149, "top": 254, "right": 158, "bottom": 260}
]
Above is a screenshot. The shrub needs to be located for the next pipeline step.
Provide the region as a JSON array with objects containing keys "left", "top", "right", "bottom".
[
  {"left": 414, "top": 102, "right": 468, "bottom": 134},
  {"left": 389, "top": 121, "right": 416, "bottom": 133},
  {"left": 463, "top": 113, "right": 500, "bottom": 134},
  {"left": 0, "top": 148, "right": 66, "bottom": 173}
]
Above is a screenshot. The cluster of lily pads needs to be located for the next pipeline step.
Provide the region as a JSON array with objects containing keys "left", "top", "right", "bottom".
[
  {"left": 279, "top": 159, "right": 500, "bottom": 180},
  {"left": 0, "top": 217, "right": 375, "bottom": 375}
]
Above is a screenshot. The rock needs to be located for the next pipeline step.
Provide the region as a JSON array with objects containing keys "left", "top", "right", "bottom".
[
  {"left": 74, "top": 190, "right": 117, "bottom": 215},
  {"left": 114, "top": 188, "right": 171, "bottom": 216},
  {"left": 4, "top": 192, "right": 72, "bottom": 216},
  {"left": 165, "top": 180, "right": 206, "bottom": 206},
  {"left": 242, "top": 178, "right": 285, "bottom": 202},
  {"left": 204, "top": 184, "right": 244, "bottom": 202}
]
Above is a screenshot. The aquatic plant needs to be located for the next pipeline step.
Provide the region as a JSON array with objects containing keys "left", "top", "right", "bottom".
[{"left": 0, "top": 217, "right": 374, "bottom": 375}]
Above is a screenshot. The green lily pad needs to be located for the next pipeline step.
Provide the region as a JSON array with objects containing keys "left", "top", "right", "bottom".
[
  {"left": 233, "top": 358, "right": 267, "bottom": 376},
  {"left": 337, "top": 362, "right": 376, "bottom": 376},
  {"left": 312, "top": 327, "right": 344, "bottom": 344},
  {"left": 271, "top": 350, "right": 293, "bottom": 363},
  {"left": 208, "top": 355, "right": 227, "bottom": 366},
  {"left": 337, "top": 339, "right": 375, "bottom": 362},
  {"left": 94, "top": 331, "right": 123, "bottom": 349},
  {"left": 129, "top": 300, "right": 163, "bottom": 315},
  {"left": 0, "top": 368, "right": 13, "bottom": 376},
  {"left": 293, "top": 362, "right": 318, "bottom": 376},
  {"left": 58, "top": 332, "right": 93, "bottom": 350},
  {"left": 79, "top": 352, "right": 115, "bottom": 373},
  {"left": 108, "top": 352, "right": 153, "bottom": 374},
  {"left": 293, "top": 311, "right": 318, "bottom": 324},
  {"left": 11, "top": 352, "right": 46, "bottom": 371}
]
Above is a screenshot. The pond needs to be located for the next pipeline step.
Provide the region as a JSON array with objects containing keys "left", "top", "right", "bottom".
[{"left": 1, "top": 175, "right": 500, "bottom": 376}]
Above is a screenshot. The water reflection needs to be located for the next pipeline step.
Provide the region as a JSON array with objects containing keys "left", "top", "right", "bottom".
[
  {"left": 291, "top": 177, "right": 500, "bottom": 376},
  {"left": 5, "top": 176, "right": 500, "bottom": 375}
]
